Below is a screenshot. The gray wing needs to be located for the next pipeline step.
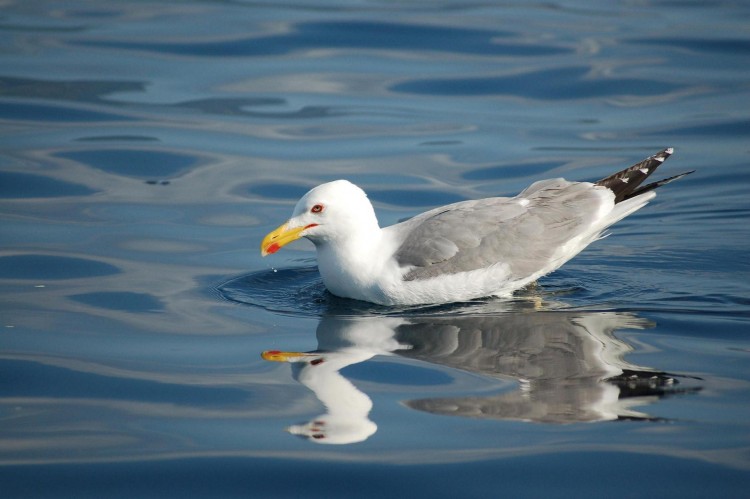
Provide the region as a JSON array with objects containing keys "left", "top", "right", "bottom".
[{"left": 388, "top": 179, "right": 608, "bottom": 281}]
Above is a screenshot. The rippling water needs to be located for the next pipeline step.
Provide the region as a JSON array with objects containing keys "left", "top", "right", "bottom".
[{"left": 2, "top": 1, "right": 749, "bottom": 497}]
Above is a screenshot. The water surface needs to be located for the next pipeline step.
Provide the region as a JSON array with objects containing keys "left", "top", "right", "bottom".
[{"left": 1, "top": 1, "right": 749, "bottom": 497}]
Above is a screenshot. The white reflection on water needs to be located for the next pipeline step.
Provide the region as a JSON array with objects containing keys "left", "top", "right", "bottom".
[
  {"left": 263, "top": 309, "right": 700, "bottom": 444},
  {"left": 263, "top": 317, "right": 407, "bottom": 444}
]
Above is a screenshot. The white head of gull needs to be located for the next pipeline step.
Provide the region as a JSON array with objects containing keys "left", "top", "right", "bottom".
[{"left": 261, "top": 148, "right": 692, "bottom": 306}]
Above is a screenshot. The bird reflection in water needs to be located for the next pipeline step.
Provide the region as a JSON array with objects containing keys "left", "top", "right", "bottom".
[
  {"left": 262, "top": 308, "right": 699, "bottom": 444},
  {"left": 262, "top": 318, "right": 406, "bottom": 444}
]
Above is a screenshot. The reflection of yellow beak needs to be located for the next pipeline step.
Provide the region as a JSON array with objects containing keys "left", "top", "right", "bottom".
[
  {"left": 260, "top": 222, "right": 306, "bottom": 256},
  {"left": 261, "top": 350, "right": 318, "bottom": 363}
]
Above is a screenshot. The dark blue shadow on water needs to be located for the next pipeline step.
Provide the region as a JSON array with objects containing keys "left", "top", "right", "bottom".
[
  {"left": 55, "top": 149, "right": 200, "bottom": 179},
  {"left": 0, "top": 101, "right": 134, "bottom": 122},
  {"left": 244, "top": 182, "right": 314, "bottom": 201},
  {"left": 70, "top": 291, "right": 164, "bottom": 313},
  {"left": 391, "top": 66, "right": 684, "bottom": 98},
  {"left": 627, "top": 37, "right": 750, "bottom": 55},
  {"left": 75, "top": 135, "right": 160, "bottom": 142},
  {"left": 219, "top": 266, "right": 355, "bottom": 317},
  {"left": 75, "top": 20, "right": 570, "bottom": 57},
  {"left": 462, "top": 160, "right": 563, "bottom": 182},
  {"left": 0, "top": 254, "right": 119, "bottom": 280},
  {"left": 367, "top": 188, "right": 466, "bottom": 208},
  {"left": 1, "top": 452, "right": 747, "bottom": 499},
  {"left": 0, "top": 76, "right": 145, "bottom": 103},
  {"left": 319, "top": 173, "right": 429, "bottom": 186},
  {"left": 343, "top": 359, "right": 452, "bottom": 386},
  {"left": 651, "top": 118, "right": 750, "bottom": 138},
  {"left": 1, "top": 359, "right": 246, "bottom": 406},
  {"left": 175, "top": 97, "right": 284, "bottom": 115},
  {"left": 0, "top": 171, "right": 96, "bottom": 198}
]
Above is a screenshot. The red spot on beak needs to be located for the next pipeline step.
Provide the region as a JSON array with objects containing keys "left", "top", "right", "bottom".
[{"left": 266, "top": 243, "right": 281, "bottom": 254}]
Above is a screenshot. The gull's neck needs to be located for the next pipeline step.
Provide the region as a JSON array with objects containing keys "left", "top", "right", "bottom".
[
  {"left": 294, "top": 351, "right": 374, "bottom": 417},
  {"left": 315, "top": 224, "right": 393, "bottom": 302}
]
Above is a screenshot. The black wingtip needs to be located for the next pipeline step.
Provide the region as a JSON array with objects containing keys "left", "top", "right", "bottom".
[
  {"left": 623, "top": 169, "right": 695, "bottom": 200},
  {"left": 596, "top": 148, "right": 688, "bottom": 203}
]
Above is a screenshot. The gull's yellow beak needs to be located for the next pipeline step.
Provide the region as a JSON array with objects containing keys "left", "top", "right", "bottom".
[
  {"left": 260, "top": 222, "right": 307, "bottom": 256},
  {"left": 261, "top": 350, "right": 319, "bottom": 363}
]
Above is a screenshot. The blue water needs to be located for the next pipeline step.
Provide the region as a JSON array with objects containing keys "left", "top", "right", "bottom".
[{"left": 2, "top": 1, "right": 749, "bottom": 497}]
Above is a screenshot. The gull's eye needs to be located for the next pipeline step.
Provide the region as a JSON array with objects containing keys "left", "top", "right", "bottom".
[{"left": 311, "top": 204, "right": 324, "bottom": 214}]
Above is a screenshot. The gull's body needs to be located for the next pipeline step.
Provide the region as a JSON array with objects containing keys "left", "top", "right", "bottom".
[{"left": 261, "top": 148, "right": 691, "bottom": 306}]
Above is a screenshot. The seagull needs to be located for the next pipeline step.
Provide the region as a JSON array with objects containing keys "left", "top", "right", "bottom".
[{"left": 261, "top": 148, "right": 692, "bottom": 306}]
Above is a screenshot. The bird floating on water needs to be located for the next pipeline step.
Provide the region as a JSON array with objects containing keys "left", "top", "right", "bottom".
[{"left": 261, "top": 148, "right": 692, "bottom": 306}]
